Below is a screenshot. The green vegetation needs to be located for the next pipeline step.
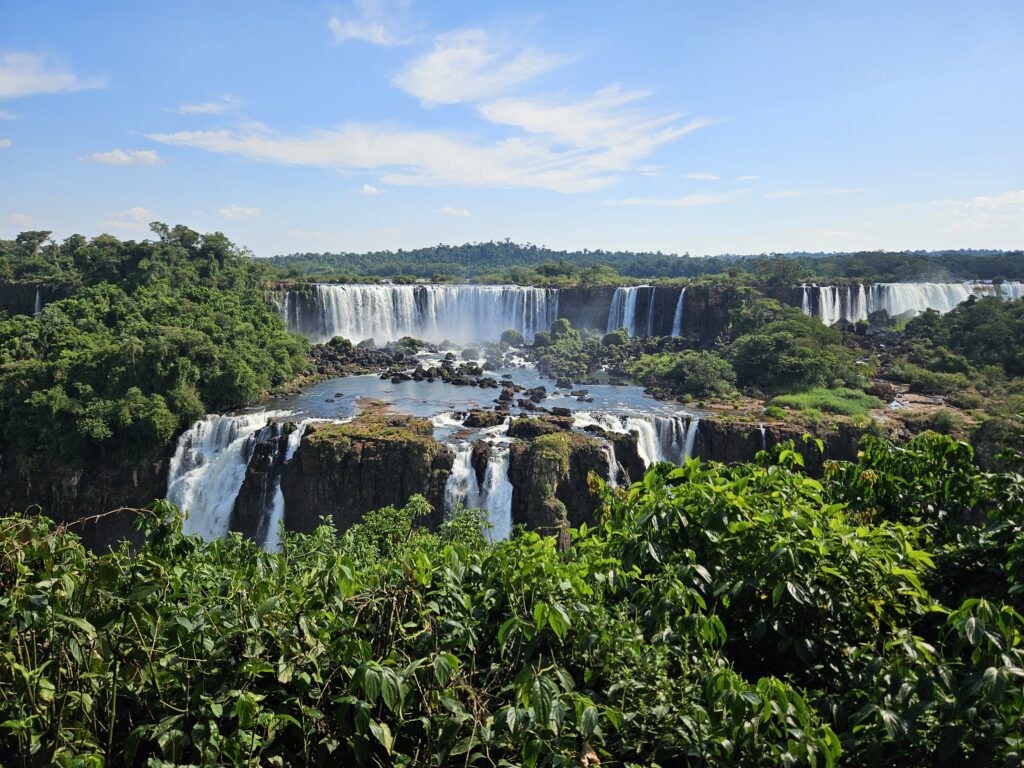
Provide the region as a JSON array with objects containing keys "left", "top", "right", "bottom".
[
  {"left": 2, "top": 433, "right": 1023, "bottom": 766},
  {"left": 772, "top": 387, "right": 883, "bottom": 417},
  {"left": 261, "top": 240, "right": 1024, "bottom": 284},
  {"left": 0, "top": 226, "right": 308, "bottom": 470},
  {"left": 626, "top": 350, "right": 736, "bottom": 398},
  {"left": 726, "top": 301, "right": 860, "bottom": 392}
]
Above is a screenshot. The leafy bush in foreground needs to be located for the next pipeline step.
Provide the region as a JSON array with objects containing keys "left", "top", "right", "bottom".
[{"left": 1, "top": 433, "right": 1022, "bottom": 767}]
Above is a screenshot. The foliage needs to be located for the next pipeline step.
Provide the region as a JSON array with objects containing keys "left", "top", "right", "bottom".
[
  {"left": 727, "top": 302, "right": 860, "bottom": 391},
  {"left": 626, "top": 350, "right": 737, "bottom": 398},
  {"left": 0, "top": 226, "right": 309, "bottom": 470},
  {"left": 2, "top": 433, "right": 1023, "bottom": 766}
]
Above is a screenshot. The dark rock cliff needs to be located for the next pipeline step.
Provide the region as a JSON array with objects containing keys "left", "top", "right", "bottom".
[
  {"left": 0, "top": 451, "right": 165, "bottom": 550},
  {"left": 281, "top": 414, "right": 454, "bottom": 535}
]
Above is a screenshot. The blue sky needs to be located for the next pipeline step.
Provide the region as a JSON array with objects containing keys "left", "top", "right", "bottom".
[{"left": 1, "top": 1, "right": 1022, "bottom": 256}]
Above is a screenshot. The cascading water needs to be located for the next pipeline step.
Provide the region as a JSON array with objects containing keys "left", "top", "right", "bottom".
[
  {"left": 33, "top": 288, "right": 42, "bottom": 317},
  {"left": 606, "top": 286, "right": 658, "bottom": 336},
  {"left": 444, "top": 443, "right": 481, "bottom": 513},
  {"left": 802, "top": 281, "right": 1024, "bottom": 325},
  {"left": 606, "top": 287, "right": 640, "bottom": 335},
  {"left": 284, "top": 284, "right": 559, "bottom": 344},
  {"left": 478, "top": 448, "right": 513, "bottom": 541},
  {"left": 259, "top": 420, "right": 312, "bottom": 552},
  {"left": 572, "top": 412, "right": 699, "bottom": 467},
  {"left": 671, "top": 288, "right": 686, "bottom": 336},
  {"left": 166, "top": 412, "right": 290, "bottom": 541}
]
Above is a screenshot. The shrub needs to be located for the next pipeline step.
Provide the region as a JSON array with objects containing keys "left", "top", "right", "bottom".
[
  {"left": 499, "top": 329, "right": 524, "bottom": 346},
  {"left": 771, "top": 387, "right": 883, "bottom": 417}
]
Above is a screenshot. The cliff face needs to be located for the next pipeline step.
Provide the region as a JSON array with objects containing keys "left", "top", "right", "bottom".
[
  {"left": 0, "top": 282, "right": 74, "bottom": 316},
  {"left": 281, "top": 415, "right": 454, "bottom": 535},
  {"left": 693, "top": 418, "right": 865, "bottom": 473},
  {"left": 507, "top": 432, "right": 607, "bottom": 534},
  {"left": 556, "top": 287, "right": 617, "bottom": 331},
  {"left": 0, "top": 452, "right": 165, "bottom": 549},
  {"left": 231, "top": 431, "right": 289, "bottom": 543}
]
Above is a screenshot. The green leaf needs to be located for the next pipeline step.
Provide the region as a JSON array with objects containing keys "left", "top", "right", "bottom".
[{"left": 369, "top": 720, "right": 393, "bottom": 754}]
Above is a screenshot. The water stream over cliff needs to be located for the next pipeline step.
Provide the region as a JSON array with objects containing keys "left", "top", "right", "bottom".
[{"left": 801, "top": 282, "right": 1024, "bottom": 324}]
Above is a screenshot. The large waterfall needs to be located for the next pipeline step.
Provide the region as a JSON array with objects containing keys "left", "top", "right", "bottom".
[
  {"left": 572, "top": 412, "right": 700, "bottom": 466},
  {"left": 606, "top": 286, "right": 657, "bottom": 336},
  {"left": 284, "top": 284, "right": 559, "bottom": 344},
  {"left": 802, "top": 281, "right": 1024, "bottom": 325},
  {"left": 166, "top": 412, "right": 288, "bottom": 541}
]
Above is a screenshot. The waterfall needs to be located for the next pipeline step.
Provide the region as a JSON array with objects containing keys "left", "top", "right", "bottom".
[
  {"left": 801, "top": 281, "right": 1024, "bottom": 325},
  {"left": 33, "top": 288, "right": 42, "bottom": 317},
  {"left": 166, "top": 412, "right": 289, "bottom": 541},
  {"left": 671, "top": 288, "right": 686, "bottom": 336},
  {"left": 758, "top": 423, "right": 767, "bottom": 452},
  {"left": 444, "top": 443, "right": 481, "bottom": 513},
  {"left": 683, "top": 417, "right": 700, "bottom": 460},
  {"left": 606, "top": 286, "right": 658, "bottom": 336},
  {"left": 602, "top": 441, "right": 619, "bottom": 488},
  {"left": 260, "top": 420, "right": 312, "bottom": 553},
  {"left": 573, "top": 411, "right": 699, "bottom": 467},
  {"left": 285, "top": 284, "right": 559, "bottom": 344},
  {"left": 479, "top": 448, "right": 513, "bottom": 541}
]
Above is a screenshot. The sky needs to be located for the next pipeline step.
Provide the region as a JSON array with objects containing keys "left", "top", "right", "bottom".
[{"left": 1, "top": 0, "right": 1022, "bottom": 257}]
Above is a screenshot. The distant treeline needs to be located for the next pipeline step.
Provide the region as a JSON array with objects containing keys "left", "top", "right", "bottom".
[{"left": 265, "top": 241, "right": 1024, "bottom": 284}]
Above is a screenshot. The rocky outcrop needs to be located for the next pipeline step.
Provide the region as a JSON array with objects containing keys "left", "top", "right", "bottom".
[
  {"left": 230, "top": 429, "right": 289, "bottom": 542},
  {"left": 508, "top": 432, "right": 607, "bottom": 535},
  {"left": 281, "top": 414, "right": 453, "bottom": 534}
]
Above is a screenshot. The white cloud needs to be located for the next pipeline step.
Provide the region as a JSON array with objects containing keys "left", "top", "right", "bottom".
[
  {"left": 147, "top": 87, "right": 712, "bottom": 193},
  {"left": 218, "top": 203, "right": 261, "bottom": 220},
  {"left": 329, "top": 0, "right": 407, "bottom": 46},
  {"left": 361, "top": 183, "right": 383, "bottom": 194},
  {"left": 83, "top": 149, "right": 162, "bottom": 166},
  {"left": 10, "top": 212, "right": 32, "bottom": 227},
  {"left": 685, "top": 172, "right": 719, "bottom": 180},
  {"left": 479, "top": 85, "right": 711, "bottom": 173},
  {"left": 102, "top": 206, "right": 153, "bottom": 232},
  {"left": 764, "top": 189, "right": 802, "bottom": 200},
  {"left": 436, "top": 206, "right": 470, "bottom": 217},
  {"left": 0, "top": 111, "right": 16, "bottom": 120},
  {"left": 764, "top": 187, "right": 864, "bottom": 200},
  {"left": 738, "top": 175, "right": 760, "bottom": 181},
  {"left": 0, "top": 52, "right": 104, "bottom": 100},
  {"left": 949, "top": 189, "right": 1024, "bottom": 231},
  {"left": 0, "top": 139, "right": 10, "bottom": 148},
  {"left": 607, "top": 191, "right": 744, "bottom": 208},
  {"left": 394, "top": 29, "right": 569, "bottom": 105},
  {"left": 176, "top": 96, "right": 240, "bottom": 115}
]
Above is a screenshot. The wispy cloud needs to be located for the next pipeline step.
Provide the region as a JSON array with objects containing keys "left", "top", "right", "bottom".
[
  {"left": 329, "top": 0, "right": 408, "bottom": 46},
  {"left": 83, "top": 148, "right": 162, "bottom": 166},
  {"left": 102, "top": 206, "right": 153, "bottom": 232},
  {"left": 949, "top": 189, "right": 1024, "bottom": 231},
  {"left": 436, "top": 206, "right": 470, "bottom": 217},
  {"left": 764, "top": 187, "right": 864, "bottom": 200},
  {"left": 607, "top": 190, "right": 746, "bottom": 208},
  {"left": 737, "top": 175, "right": 760, "bottom": 181},
  {"left": 10, "top": 212, "right": 32, "bottom": 227},
  {"left": 361, "top": 183, "right": 383, "bottom": 194},
  {"left": 0, "top": 139, "right": 10, "bottom": 149},
  {"left": 175, "top": 96, "right": 240, "bottom": 115},
  {"left": 394, "top": 29, "right": 569, "bottom": 105},
  {"left": 0, "top": 52, "right": 104, "bottom": 100},
  {"left": 147, "top": 114, "right": 703, "bottom": 194},
  {"left": 685, "top": 172, "right": 719, "bottom": 180},
  {"left": 0, "top": 110, "right": 17, "bottom": 120},
  {"left": 218, "top": 203, "right": 261, "bottom": 220}
]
